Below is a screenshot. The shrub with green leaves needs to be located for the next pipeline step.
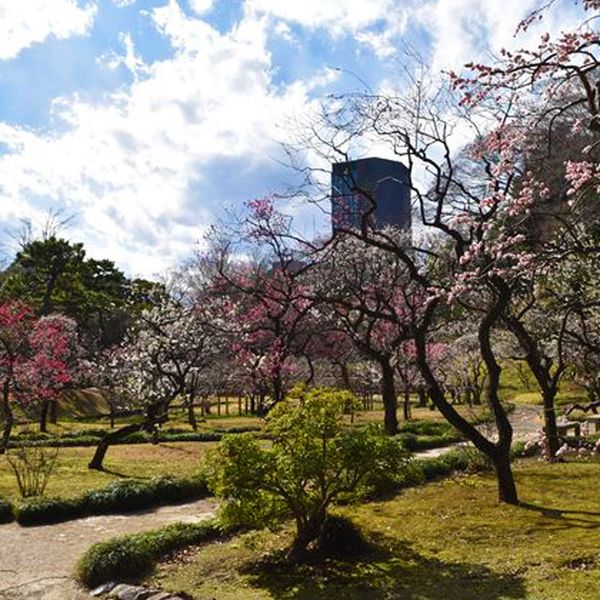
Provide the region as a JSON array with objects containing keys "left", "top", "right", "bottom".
[
  {"left": 7, "top": 443, "right": 59, "bottom": 497},
  {"left": 76, "top": 520, "right": 222, "bottom": 588},
  {"left": 203, "top": 386, "right": 409, "bottom": 559},
  {"left": 0, "top": 494, "right": 14, "bottom": 523}
]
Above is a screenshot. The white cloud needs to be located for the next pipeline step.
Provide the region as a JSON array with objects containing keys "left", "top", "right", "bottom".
[
  {"left": 189, "top": 0, "right": 213, "bottom": 15},
  {"left": 415, "top": 0, "right": 584, "bottom": 74},
  {"left": 245, "top": 0, "right": 411, "bottom": 56},
  {"left": 0, "top": 0, "right": 333, "bottom": 277},
  {"left": 0, "top": 0, "right": 97, "bottom": 60},
  {"left": 246, "top": 0, "right": 398, "bottom": 34}
]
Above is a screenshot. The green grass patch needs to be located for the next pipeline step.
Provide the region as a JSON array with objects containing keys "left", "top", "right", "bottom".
[
  {"left": 76, "top": 519, "right": 224, "bottom": 588},
  {"left": 0, "top": 441, "right": 216, "bottom": 502}
]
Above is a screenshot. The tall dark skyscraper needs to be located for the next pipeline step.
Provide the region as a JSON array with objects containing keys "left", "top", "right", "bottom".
[{"left": 331, "top": 157, "right": 411, "bottom": 233}]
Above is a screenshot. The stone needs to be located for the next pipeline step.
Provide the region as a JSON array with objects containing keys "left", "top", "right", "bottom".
[
  {"left": 91, "top": 582, "right": 117, "bottom": 596},
  {"left": 109, "top": 584, "right": 144, "bottom": 600}
]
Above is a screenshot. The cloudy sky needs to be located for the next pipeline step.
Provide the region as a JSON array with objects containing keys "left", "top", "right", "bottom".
[{"left": 0, "top": 0, "right": 584, "bottom": 277}]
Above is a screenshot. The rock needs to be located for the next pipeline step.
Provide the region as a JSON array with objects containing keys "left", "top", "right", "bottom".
[
  {"left": 91, "top": 582, "right": 118, "bottom": 596},
  {"left": 109, "top": 584, "right": 144, "bottom": 600},
  {"left": 107, "top": 584, "right": 173, "bottom": 600}
]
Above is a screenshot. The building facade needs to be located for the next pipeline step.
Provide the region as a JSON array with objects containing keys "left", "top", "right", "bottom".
[{"left": 331, "top": 157, "right": 411, "bottom": 233}]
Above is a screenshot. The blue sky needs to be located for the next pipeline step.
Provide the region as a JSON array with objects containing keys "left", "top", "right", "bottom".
[{"left": 0, "top": 0, "right": 583, "bottom": 277}]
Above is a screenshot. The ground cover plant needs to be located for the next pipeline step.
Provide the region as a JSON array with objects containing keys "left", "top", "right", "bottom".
[
  {"left": 147, "top": 458, "right": 600, "bottom": 600},
  {"left": 13, "top": 474, "right": 209, "bottom": 525},
  {"left": 76, "top": 519, "right": 225, "bottom": 588}
]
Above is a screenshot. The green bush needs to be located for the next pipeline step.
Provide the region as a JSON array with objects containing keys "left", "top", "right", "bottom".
[
  {"left": 76, "top": 520, "right": 222, "bottom": 588},
  {"left": 397, "top": 431, "right": 461, "bottom": 451},
  {"left": 14, "top": 475, "right": 209, "bottom": 525},
  {"left": 399, "top": 421, "right": 453, "bottom": 436},
  {"left": 0, "top": 494, "right": 14, "bottom": 523},
  {"left": 204, "top": 386, "right": 408, "bottom": 559},
  {"left": 15, "top": 496, "right": 83, "bottom": 525}
]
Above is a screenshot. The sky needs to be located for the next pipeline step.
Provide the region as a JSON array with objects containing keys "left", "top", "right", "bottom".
[{"left": 0, "top": 0, "right": 585, "bottom": 278}]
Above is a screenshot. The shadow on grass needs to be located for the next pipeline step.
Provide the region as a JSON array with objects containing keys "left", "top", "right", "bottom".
[
  {"left": 243, "top": 534, "right": 526, "bottom": 600},
  {"left": 99, "top": 467, "right": 151, "bottom": 480},
  {"left": 519, "top": 501, "right": 600, "bottom": 529}
]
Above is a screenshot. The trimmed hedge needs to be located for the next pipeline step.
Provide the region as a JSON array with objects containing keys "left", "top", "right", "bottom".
[
  {"left": 0, "top": 494, "right": 14, "bottom": 524},
  {"left": 397, "top": 431, "right": 462, "bottom": 452},
  {"left": 14, "top": 475, "right": 209, "bottom": 526},
  {"left": 8, "top": 426, "right": 261, "bottom": 449},
  {"left": 76, "top": 520, "right": 223, "bottom": 588},
  {"left": 368, "top": 443, "right": 528, "bottom": 497}
]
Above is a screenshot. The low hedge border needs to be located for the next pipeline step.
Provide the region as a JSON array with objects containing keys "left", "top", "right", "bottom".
[
  {"left": 9, "top": 426, "right": 261, "bottom": 449},
  {"left": 76, "top": 519, "right": 224, "bottom": 588},
  {"left": 368, "top": 441, "right": 529, "bottom": 497},
  {"left": 14, "top": 475, "right": 209, "bottom": 526},
  {"left": 0, "top": 494, "right": 14, "bottom": 524}
]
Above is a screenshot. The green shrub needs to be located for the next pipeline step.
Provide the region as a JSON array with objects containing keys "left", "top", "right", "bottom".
[
  {"left": 76, "top": 520, "right": 223, "bottom": 588},
  {"left": 15, "top": 496, "right": 83, "bottom": 525},
  {"left": 0, "top": 495, "right": 14, "bottom": 523},
  {"left": 204, "top": 387, "right": 408, "bottom": 559},
  {"left": 81, "top": 480, "right": 155, "bottom": 513},
  {"left": 399, "top": 421, "right": 453, "bottom": 436}
]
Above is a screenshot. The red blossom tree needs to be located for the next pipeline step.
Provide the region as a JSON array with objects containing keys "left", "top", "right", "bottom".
[{"left": 0, "top": 301, "right": 78, "bottom": 453}]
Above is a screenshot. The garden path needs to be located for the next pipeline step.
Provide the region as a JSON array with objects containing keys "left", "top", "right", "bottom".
[{"left": 0, "top": 497, "right": 217, "bottom": 600}]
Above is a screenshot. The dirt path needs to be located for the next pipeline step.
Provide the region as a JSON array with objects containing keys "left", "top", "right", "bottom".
[{"left": 0, "top": 498, "right": 217, "bottom": 600}]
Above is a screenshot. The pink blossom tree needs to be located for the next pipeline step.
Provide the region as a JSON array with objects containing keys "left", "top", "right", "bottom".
[{"left": 0, "top": 301, "right": 78, "bottom": 453}]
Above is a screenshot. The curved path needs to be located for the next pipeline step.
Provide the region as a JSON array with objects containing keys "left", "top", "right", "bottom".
[
  {"left": 415, "top": 404, "right": 543, "bottom": 459},
  {"left": 0, "top": 497, "right": 217, "bottom": 600}
]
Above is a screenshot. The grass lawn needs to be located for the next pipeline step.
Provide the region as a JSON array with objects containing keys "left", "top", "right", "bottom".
[
  {"left": 0, "top": 441, "right": 215, "bottom": 501},
  {"left": 148, "top": 458, "right": 600, "bottom": 600}
]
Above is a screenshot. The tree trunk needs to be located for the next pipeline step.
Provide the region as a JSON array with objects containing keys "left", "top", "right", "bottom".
[
  {"left": 380, "top": 358, "right": 398, "bottom": 435},
  {"left": 187, "top": 400, "right": 198, "bottom": 430},
  {"left": 88, "top": 423, "right": 144, "bottom": 470},
  {"left": 272, "top": 372, "right": 284, "bottom": 404},
  {"left": 417, "top": 386, "right": 427, "bottom": 407},
  {"left": 492, "top": 446, "right": 518, "bottom": 504},
  {"left": 287, "top": 513, "right": 324, "bottom": 562},
  {"left": 0, "top": 388, "right": 13, "bottom": 455},
  {"left": 39, "top": 399, "right": 50, "bottom": 433},
  {"left": 542, "top": 391, "right": 560, "bottom": 458},
  {"left": 339, "top": 363, "right": 352, "bottom": 391},
  {"left": 403, "top": 387, "right": 411, "bottom": 420},
  {"left": 49, "top": 399, "right": 58, "bottom": 424},
  {"left": 413, "top": 295, "right": 518, "bottom": 505}
]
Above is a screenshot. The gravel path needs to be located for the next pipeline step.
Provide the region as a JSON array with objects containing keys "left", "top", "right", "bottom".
[
  {"left": 414, "top": 404, "right": 543, "bottom": 459},
  {"left": 0, "top": 498, "right": 217, "bottom": 600}
]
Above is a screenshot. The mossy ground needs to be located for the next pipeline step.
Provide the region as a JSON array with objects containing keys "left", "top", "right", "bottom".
[{"left": 148, "top": 458, "right": 600, "bottom": 600}]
